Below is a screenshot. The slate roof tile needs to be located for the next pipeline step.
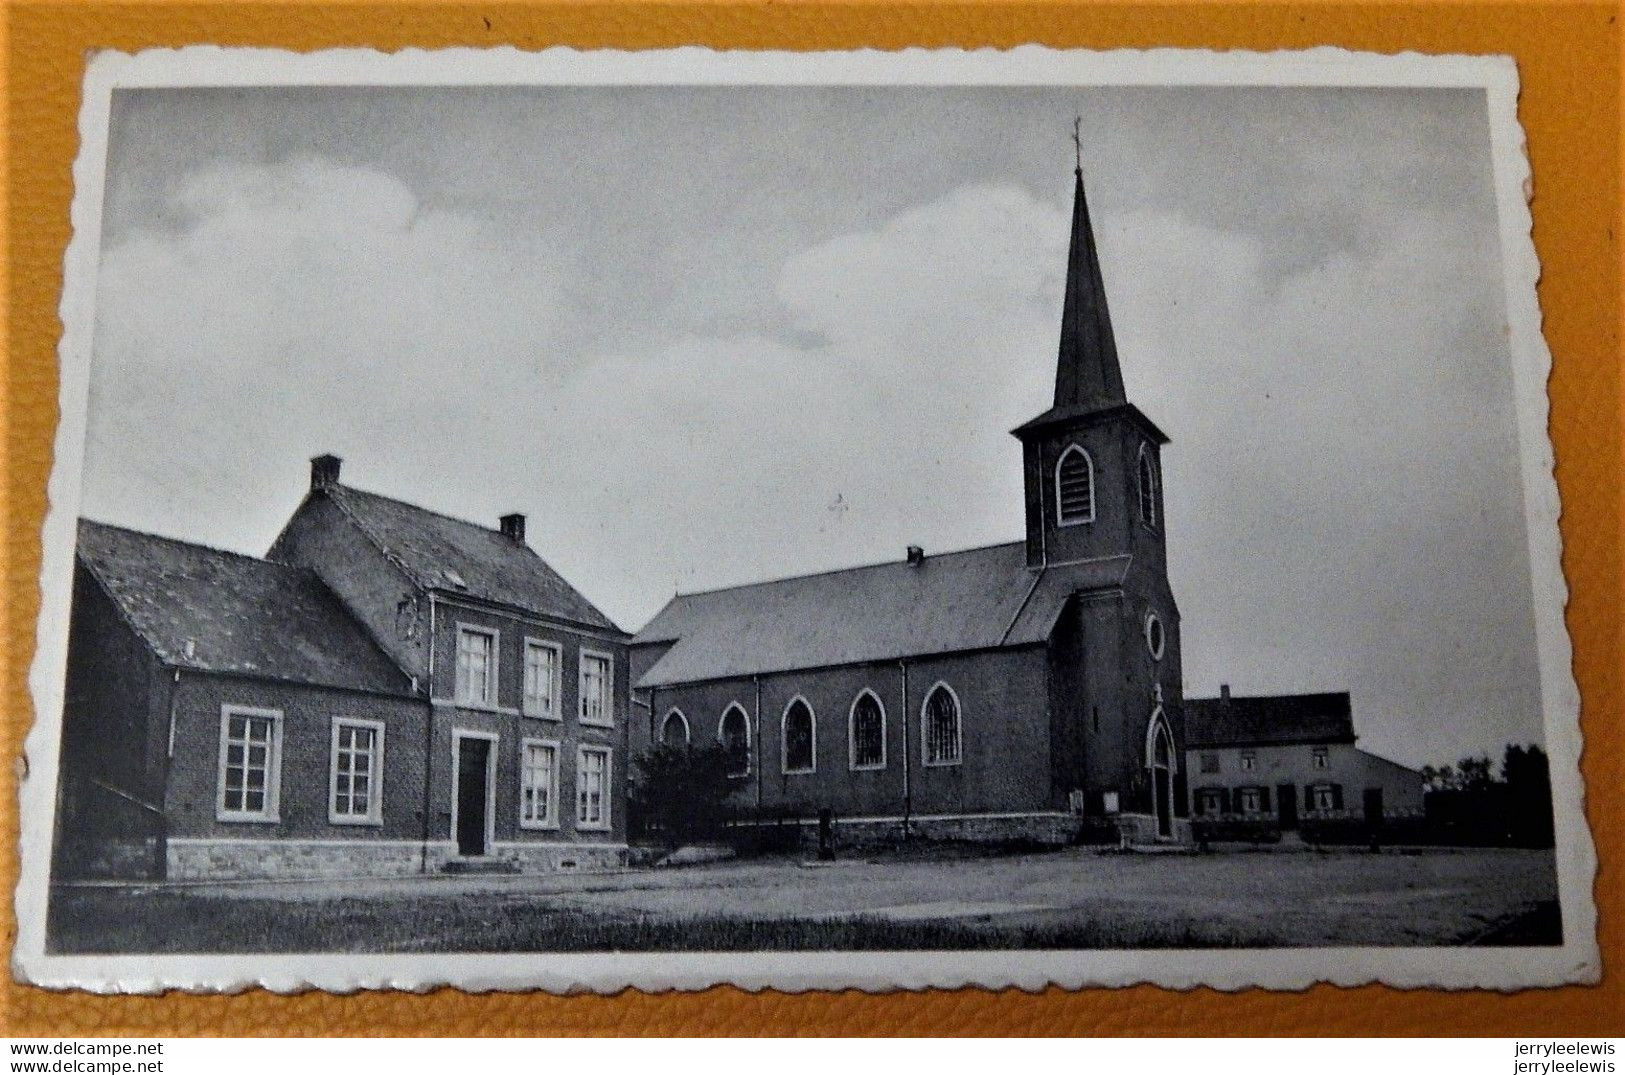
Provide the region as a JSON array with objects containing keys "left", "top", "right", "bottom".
[
  {"left": 1184, "top": 691, "right": 1356, "bottom": 748},
  {"left": 76, "top": 519, "right": 414, "bottom": 695},
  {"left": 632, "top": 542, "right": 1130, "bottom": 688}
]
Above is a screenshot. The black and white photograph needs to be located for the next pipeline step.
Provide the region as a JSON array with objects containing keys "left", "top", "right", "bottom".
[{"left": 15, "top": 46, "right": 1595, "bottom": 993}]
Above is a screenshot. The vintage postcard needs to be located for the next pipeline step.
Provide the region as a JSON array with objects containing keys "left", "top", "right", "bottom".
[{"left": 14, "top": 45, "right": 1596, "bottom": 993}]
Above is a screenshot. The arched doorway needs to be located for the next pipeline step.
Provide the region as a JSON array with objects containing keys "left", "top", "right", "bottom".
[{"left": 1145, "top": 708, "right": 1176, "bottom": 839}]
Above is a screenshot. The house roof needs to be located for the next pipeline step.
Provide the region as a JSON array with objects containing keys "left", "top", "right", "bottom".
[
  {"left": 632, "top": 542, "right": 1131, "bottom": 688},
  {"left": 1184, "top": 691, "right": 1356, "bottom": 748},
  {"left": 76, "top": 520, "right": 414, "bottom": 695},
  {"left": 320, "top": 484, "right": 621, "bottom": 634}
]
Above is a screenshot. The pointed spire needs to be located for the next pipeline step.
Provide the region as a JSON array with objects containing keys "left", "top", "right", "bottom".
[{"left": 1053, "top": 152, "right": 1126, "bottom": 410}]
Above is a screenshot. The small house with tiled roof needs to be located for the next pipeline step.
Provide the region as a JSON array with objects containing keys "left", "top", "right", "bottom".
[
  {"left": 269, "top": 457, "right": 629, "bottom": 871},
  {"left": 54, "top": 520, "right": 426, "bottom": 881},
  {"left": 1184, "top": 686, "right": 1423, "bottom": 827},
  {"left": 630, "top": 166, "right": 1190, "bottom": 846}
]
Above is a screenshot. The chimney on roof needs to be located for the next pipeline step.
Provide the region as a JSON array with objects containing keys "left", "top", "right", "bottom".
[
  {"left": 1220, "top": 683, "right": 1231, "bottom": 701},
  {"left": 310, "top": 454, "right": 342, "bottom": 490},
  {"left": 499, "top": 513, "right": 526, "bottom": 544},
  {"left": 906, "top": 545, "right": 925, "bottom": 567}
]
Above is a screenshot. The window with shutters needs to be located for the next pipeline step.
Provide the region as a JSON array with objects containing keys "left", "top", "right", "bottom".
[
  {"left": 519, "top": 739, "right": 559, "bottom": 828},
  {"left": 217, "top": 706, "right": 282, "bottom": 822},
  {"left": 1054, "top": 445, "right": 1095, "bottom": 525},
  {"left": 329, "top": 718, "right": 383, "bottom": 825},
  {"left": 1238, "top": 786, "right": 1263, "bottom": 815},
  {"left": 1312, "top": 747, "right": 1329, "bottom": 769},
  {"left": 849, "top": 690, "right": 886, "bottom": 771},
  {"left": 1311, "top": 783, "right": 1341, "bottom": 812},
  {"left": 1199, "top": 752, "right": 1220, "bottom": 774},
  {"left": 660, "top": 709, "right": 690, "bottom": 748},
  {"left": 718, "top": 704, "right": 751, "bottom": 777},
  {"left": 781, "top": 698, "right": 816, "bottom": 774},
  {"left": 1137, "top": 444, "right": 1160, "bottom": 529},
  {"left": 922, "top": 683, "right": 962, "bottom": 767},
  {"left": 1240, "top": 751, "right": 1257, "bottom": 771},
  {"left": 1196, "top": 789, "right": 1224, "bottom": 816}
]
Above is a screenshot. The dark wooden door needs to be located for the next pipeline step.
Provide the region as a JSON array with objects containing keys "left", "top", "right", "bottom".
[
  {"left": 1276, "top": 783, "right": 1298, "bottom": 830},
  {"left": 1363, "top": 787, "right": 1384, "bottom": 822},
  {"left": 456, "top": 738, "right": 490, "bottom": 856}
]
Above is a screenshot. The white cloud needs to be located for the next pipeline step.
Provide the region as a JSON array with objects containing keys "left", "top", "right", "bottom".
[{"left": 85, "top": 155, "right": 566, "bottom": 543}]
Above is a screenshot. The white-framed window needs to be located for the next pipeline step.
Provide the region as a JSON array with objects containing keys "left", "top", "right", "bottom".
[
  {"left": 576, "top": 745, "right": 611, "bottom": 829},
  {"left": 660, "top": 708, "right": 691, "bottom": 748},
  {"left": 921, "top": 683, "right": 962, "bottom": 767},
  {"left": 848, "top": 690, "right": 886, "bottom": 771},
  {"left": 217, "top": 705, "right": 283, "bottom": 822},
  {"left": 1238, "top": 787, "right": 1263, "bottom": 815},
  {"left": 519, "top": 738, "right": 559, "bottom": 829},
  {"left": 579, "top": 650, "right": 613, "bottom": 727},
  {"left": 329, "top": 717, "right": 384, "bottom": 825},
  {"left": 718, "top": 703, "right": 751, "bottom": 778},
  {"left": 454, "top": 625, "right": 498, "bottom": 707},
  {"left": 1145, "top": 611, "right": 1165, "bottom": 660},
  {"left": 1055, "top": 444, "right": 1096, "bottom": 526},
  {"left": 1137, "top": 443, "right": 1160, "bottom": 529},
  {"left": 1312, "top": 747, "right": 1330, "bottom": 770},
  {"left": 1199, "top": 752, "right": 1220, "bottom": 774},
  {"left": 781, "top": 697, "right": 816, "bottom": 774},
  {"left": 1310, "top": 783, "right": 1340, "bottom": 812},
  {"left": 522, "top": 639, "right": 562, "bottom": 720},
  {"left": 1240, "top": 751, "right": 1257, "bottom": 771}
]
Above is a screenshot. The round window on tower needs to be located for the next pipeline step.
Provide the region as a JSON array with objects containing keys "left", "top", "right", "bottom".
[{"left": 1145, "top": 612, "right": 1166, "bottom": 660}]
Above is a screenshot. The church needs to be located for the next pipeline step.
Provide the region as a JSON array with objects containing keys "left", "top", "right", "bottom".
[{"left": 629, "top": 164, "right": 1190, "bottom": 846}]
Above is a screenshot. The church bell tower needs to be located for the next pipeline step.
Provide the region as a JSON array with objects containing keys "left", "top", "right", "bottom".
[
  {"left": 1014, "top": 146, "right": 1186, "bottom": 838},
  {"left": 1012, "top": 160, "right": 1170, "bottom": 575}
]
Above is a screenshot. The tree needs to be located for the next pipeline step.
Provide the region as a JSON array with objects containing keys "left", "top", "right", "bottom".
[
  {"left": 627, "top": 743, "right": 742, "bottom": 846},
  {"left": 1503, "top": 743, "right": 1555, "bottom": 848}
]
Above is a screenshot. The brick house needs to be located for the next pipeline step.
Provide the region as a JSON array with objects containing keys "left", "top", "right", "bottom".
[
  {"left": 54, "top": 521, "right": 425, "bottom": 881},
  {"left": 1184, "top": 686, "right": 1424, "bottom": 829},
  {"left": 629, "top": 166, "right": 1190, "bottom": 847},
  {"left": 52, "top": 462, "right": 629, "bottom": 882}
]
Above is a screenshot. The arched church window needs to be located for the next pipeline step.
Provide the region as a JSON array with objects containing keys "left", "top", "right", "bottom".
[
  {"left": 660, "top": 709, "right": 690, "bottom": 748},
  {"left": 849, "top": 690, "right": 886, "bottom": 770},
  {"left": 1137, "top": 445, "right": 1160, "bottom": 529},
  {"left": 922, "top": 683, "right": 962, "bottom": 767},
  {"left": 1055, "top": 445, "right": 1095, "bottom": 525},
  {"left": 718, "top": 704, "right": 751, "bottom": 778},
  {"left": 781, "top": 698, "right": 816, "bottom": 774}
]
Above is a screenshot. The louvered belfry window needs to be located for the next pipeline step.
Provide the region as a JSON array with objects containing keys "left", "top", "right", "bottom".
[
  {"left": 1138, "top": 446, "right": 1159, "bottom": 528},
  {"left": 1056, "top": 445, "right": 1095, "bottom": 524}
]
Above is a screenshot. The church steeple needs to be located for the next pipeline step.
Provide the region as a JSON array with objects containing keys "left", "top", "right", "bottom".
[{"left": 1053, "top": 164, "right": 1126, "bottom": 411}]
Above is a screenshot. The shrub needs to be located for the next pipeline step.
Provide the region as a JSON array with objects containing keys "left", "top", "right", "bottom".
[{"left": 627, "top": 743, "right": 742, "bottom": 846}]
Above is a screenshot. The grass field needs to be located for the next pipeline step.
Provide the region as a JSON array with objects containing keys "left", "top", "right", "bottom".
[{"left": 46, "top": 845, "right": 1562, "bottom": 954}]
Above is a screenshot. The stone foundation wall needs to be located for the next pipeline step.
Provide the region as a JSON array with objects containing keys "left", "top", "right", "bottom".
[
  {"left": 168, "top": 839, "right": 630, "bottom": 881},
  {"left": 781, "top": 812, "right": 1193, "bottom": 854},
  {"left": 487, "top": 842, "right": 628, "bottom": 872},
  {"left": 167, "top": 840, "right": 432, "bottom": 881}
]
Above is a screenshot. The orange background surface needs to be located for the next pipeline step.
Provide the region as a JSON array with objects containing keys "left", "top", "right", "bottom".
[{"left": 1, "top": 0, "right": 1619, "bottom": 1037}]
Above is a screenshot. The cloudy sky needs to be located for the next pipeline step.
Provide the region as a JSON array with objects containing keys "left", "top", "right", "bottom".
[{"left": 80, "top": 82, "right": 1540, "bottom": 768}]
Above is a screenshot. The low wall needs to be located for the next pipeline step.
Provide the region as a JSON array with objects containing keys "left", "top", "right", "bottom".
[
  {"left": 169, "top": 838, "right": 629, "bottom": 880},
  {"left": 752, "top": 812, "right": 1193, "bottom": 853}
]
